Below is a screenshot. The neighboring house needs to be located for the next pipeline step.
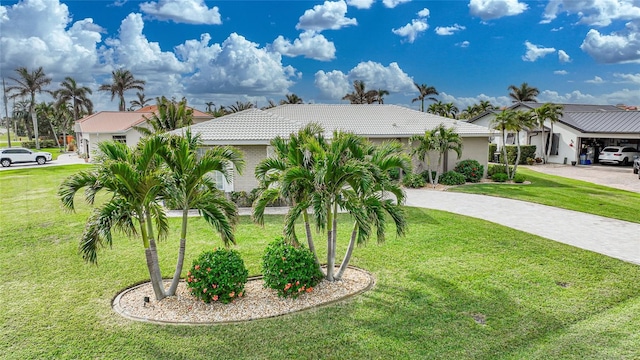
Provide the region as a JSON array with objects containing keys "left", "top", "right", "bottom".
[
  {"left": 75, "top": 105, "right": 211, "bottom": 159},
  {"left": 469, "top": 103, "right": 640, "bottom": 164},
  {"left": 174, "top": 104, "right": 493, "bottom": 193}
]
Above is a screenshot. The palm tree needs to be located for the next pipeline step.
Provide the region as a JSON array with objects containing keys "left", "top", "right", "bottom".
[
  {"left": 442, "top": 102, "right": 459, "bottom": 119},
  {"left": 253, "top": 123, "right": 326, "bottom": 270},
  {"left": 410, "top": 130, "right": 436, "bottom": 181},
  {"left": 99, "top": 69, "right": 146, "bottom": 111},
  {"left": 59, "top": 135, "right": 170, "bottom": 300},
  {"left": 534, "top": 103, "right": 564, "bottom": 163},
  {"left": 12, "top": 100, "right": 32, "bottom": 140},
  {"left": 261, "top": 100, "right": 277, "bottom": 110},
  {"left": 510, "top": 110, "right": 535, "bottom": 179},
  {"left": 53, "top": 77, "right": 93, "bottom": 122},
  {"left": 226, "top": 101, "right": 255, "bottom": 113},
  {"left": 478, "top": 100, "right": 495, "bottom": 112},
  {"left": 6, "top": 67, "right": 52, "bottom": 149},
  {"left": 280, "top": 93, "right": 303, "bottom": 105},
  {"left": 491, "top": 109, "right": 518, "bottom": 178},
  {"left": 129, "top": 92, "right": 152, "bottom": 110},
  {"left": 412, "top": 82, "right": 438, "bottom": 112},
  {"left": 410, "top": 124, "right": 462, "bottom": 186},
  {"left": 342, "top": 80, "right": 378, "bottom": 104},
  {"left": 35, "top": 102, "right": 61, "bottom": 148},
  {"left": 427, "top": 101, "right": 446, "bottom": 116},
  {"left": 375, "top": 89, "right": 390, "bottom": 104},
  {"left": 508, "top": 82, "right": 539, "bottom": 103},
  {"left": 205, "top": 101, "right": 215, "bottom": 113},
  {"left": 136, "top": 96, "right": 194, "bottom": 136},
  {"left": 160, "top": 130, "right": 245, "bottom": 296}
]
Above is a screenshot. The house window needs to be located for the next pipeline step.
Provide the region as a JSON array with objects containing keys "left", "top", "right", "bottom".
[
  {"left": 505, "top": 133, "right": 515, "bottom": 145},
  {"left": 112, "top": 135, "right": 127, "bottom": 144},
  {"left": 199, "top": 147, "right": 234, "bottom": 192},
  {"left": 546, "top": 133, "right": 559, "bottom": 155}
]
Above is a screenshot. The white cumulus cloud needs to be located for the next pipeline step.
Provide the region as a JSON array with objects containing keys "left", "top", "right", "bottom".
[
  {"left": 392, "top": 19, "right": 428, "bottom": 43},
  {"left": 554, "top": 70, "right": 568, "bottom": 75},
  {"left": 586, "top": 76, "right": 604, "bottom": 83},
  {"left": 176, "top": 33, "right": 297, "bottom": 95},
  {"left": 271, "top": 31, "right": 336, "bottom": 61},
  {"left": 347, "top": 0, "right": 375, "bottom": 9},
  {"left": 457, "top": 40, "right": 470, "bottom": 47},
  {"left": 469, "top": 0, "right": 528, "bottom": 21},
  {"left": 296, "top": 0, "right": 357, "bottom": 32},
  {"left": 139, "top": 0, "right": 221, "bottom": 24},
  {"left": 558, "top": 49, "right": 571, "bottom": 63},
  {"left": 435, "top": 24, "right": 466, "bottom": 36},
  {"left": 522, "top": 41, "right": 556, "bottom": 62},
  {"left": 580, "top": 23, "right": 640, "bottom": 64},
  {"left": 315, "top": 61, "right": 414, "bottom": 99},
  {"left": 383, "top": 0, "right": 411, "bottom": 9},
  {"left": 417, "top": 8, "right": 430, "bottom": 18},
  {"left": 542, "top": 0, "right": 640, "bottom": 27},
  {"left": 614, "top": 72, "right": 640, "bottom": 84}
]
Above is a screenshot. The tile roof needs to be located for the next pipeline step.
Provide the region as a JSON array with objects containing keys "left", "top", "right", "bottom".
[
  {"left": 179, "top": 104, "right": 492, "bottom": 144},
  {"left": 76, "top": 111, "right": 151, "bottom": 133},
  {"left": 137, "top": 105, "right": 211, "bottom": 118}
]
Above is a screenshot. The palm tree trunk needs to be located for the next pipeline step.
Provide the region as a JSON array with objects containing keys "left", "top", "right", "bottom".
[
  {"left": 168, "top": 208, "right": 189, "bottom": 296},
  {"left": 30, "top": 108, "right": 40, "bottom": 149},
  {"left": 303, "top": 211, "right": 323, "bottom": 275},
  {"left": 144, "top": 211, "right": 165, "bottom": 300},
  {"left": 513, "top": 136, "right": 521, "bottom": 180},
  {"left": 546, "top": 124, "right": 554, "bottom": 161},
  {"left": 139, "top": 215, "right": 165, "bottom": 300},
  {"left": 49, "top": 120, "right": 61, "bottom": 149},
  {"left": 326, "top": 203, "right": 334, "bottom": 281},
  {"left": 336, "top": 222, "right": 358, "bottom": 280},
  {"left": 540, "top": 126, "right": 547, "bottom": 163},
  {"left": 502, "top": 130, "right": 510, "bottom": 178}
]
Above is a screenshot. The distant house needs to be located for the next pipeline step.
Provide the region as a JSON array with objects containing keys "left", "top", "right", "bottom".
[
  {"left": 75, "top": 105, "right": 211, "bottom": 159},
  {"left": 469, "top": 103, "right": 640, "bottom": 164},
  {"left": 174, "top": 104, "right": 493, "bottom": 193}
]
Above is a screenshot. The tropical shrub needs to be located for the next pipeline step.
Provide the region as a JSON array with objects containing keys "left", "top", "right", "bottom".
[
  {"left": 22, "top": 139, "right": 57, "bottom": 148},
  {"left": 262, "top": 238, "right": 324, "bottom": 298},
  {"left": 513, "top": 173, "right": 526, "bottom": 183},
  {"left": 402, "top": 173, "right": 426, "bottom": 188},
  {"left": 186, "top": 248, "right": 248, "bottom": 304},
  {"left": 487, "top": 164, "right": 515, "bottom": 177},
  {"left": 489, "top": 143, "right": 498, "bottom": 162},
  {"left": 491, "top": 172, "right": 509, "bottom": 182},
  {"left": 454, "top": 159, "right": 483, "bottom": 183},
  {"left": 439, "top": 171, "right": 466, "bottom": 185}
]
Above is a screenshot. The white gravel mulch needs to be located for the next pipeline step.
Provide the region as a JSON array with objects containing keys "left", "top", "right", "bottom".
[{"left": 112, "top": 267, "right": 374, "bottom": 325}]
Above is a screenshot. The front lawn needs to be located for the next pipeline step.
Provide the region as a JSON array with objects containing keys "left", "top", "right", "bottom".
[
  {"left": 1, "top": 166, "right": 639, "bottom": 359},
  {"left": 449, "top": 168, "right": 640, "bottom": 223}
]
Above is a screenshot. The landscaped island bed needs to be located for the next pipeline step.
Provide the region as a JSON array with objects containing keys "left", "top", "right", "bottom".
[{"left": 2, "top": 165, "right": 640, "bottom": 359}]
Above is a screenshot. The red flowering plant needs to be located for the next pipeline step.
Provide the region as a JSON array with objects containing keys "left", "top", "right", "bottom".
[
  {"left": 186, "top": 248, "right": 248, "bottom": 304},
  {"left": 454, "top": 159, "right": 484, "bottom": 183},
  {"left": 262, "top": 238, "right": 324, "bottom": 299}
]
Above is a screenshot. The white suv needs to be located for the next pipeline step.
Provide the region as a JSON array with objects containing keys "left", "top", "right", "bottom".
[
  {"left": 598, "top": 146, "right": 640, "bottom": 166},
  {"left": 0, "top": 147, "right": 53, "bottom": 167}
]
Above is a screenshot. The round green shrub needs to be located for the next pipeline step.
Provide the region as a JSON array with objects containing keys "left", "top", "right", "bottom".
[
  {"left": 262, "top": 238, "right": 324, "bottom": 298},
  {"left": 513, "top": 173, "right": 526, "bottom": 183},
  {"left": 439, "top": 171, "right": 466, "bottom": 185},
  {"left": 402, "top": 173, "right": 426, "bottom": 188},
  {"left": 491, "top": 172, "right": 509, "bottom": 182},
  {"left": 186, "top": 248, "right": 248, "bottom": 304},
  {"left": 454, "top": 159, "right": 484, "bottom": 183}
]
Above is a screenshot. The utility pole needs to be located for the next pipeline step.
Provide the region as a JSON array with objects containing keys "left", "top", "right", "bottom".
[{"left": 2, "top": 78, "right": 11, "bottom": 147}]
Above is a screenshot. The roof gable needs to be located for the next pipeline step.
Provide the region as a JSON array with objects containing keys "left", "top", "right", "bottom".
[{"left": 76, "top": 111, "right": 151, "bottom": 133}]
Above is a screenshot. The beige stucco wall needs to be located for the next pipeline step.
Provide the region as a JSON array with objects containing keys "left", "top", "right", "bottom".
[{"left": 233, "top": 145, "right": 267, "bottom": 193}]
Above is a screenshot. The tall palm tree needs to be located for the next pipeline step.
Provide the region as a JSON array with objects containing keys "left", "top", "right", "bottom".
[
  {"left": 35, "top": 102, "right": 61, "bottom": 148},
  {"left": 99, "top": 69, "right": 146, "bottom": 111},
  {"left": 280, "top": 93, "right": 303, "bottom": 105},
  {"left": 59, "top": 135, "right": 170, "bottom": 300},
  {"left": 205, "top": 101, "right": 215, "bottom": 113},
  {"left": 6, "top": 67, "right": 52, "bottom": 149},
  {"left": 129, "top": 92, "right": 152, "bottom": 110},
  {"left": 412, "top": 82, "right": 438, "bottom": 112},
  {"left": 534, "top": 103, "right": 564, "bottom": 163},
  {"left": 443, "top": 102, "right": 459, "bottom": 119},
  {"left": 342, "top": 80, "right": 378, "bottom": 104},
  {"left": 375, "top": 89, "right": 390, "bottom": 104},
  {"left": 136, "top": 96, "right": 194, "bottom": 136},
  {"left": 508, "top": 82, "right": 539, "bottom": 103},
  {"left": 491, "top": 109, "right": 518, "bottom": 178},
  {"left": 12, "top": 100, "right": 32, "bottom": 140},
  {"left": 160, "top": 130, "right": 245, "bottom": 296},
  {"left": 53, "top": 77, "right": 93, "bottom": 122}
]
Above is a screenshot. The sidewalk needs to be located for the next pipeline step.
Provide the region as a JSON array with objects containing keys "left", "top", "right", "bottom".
[{"left": 404, "top": 189, "right": 640, "bottom": 266}]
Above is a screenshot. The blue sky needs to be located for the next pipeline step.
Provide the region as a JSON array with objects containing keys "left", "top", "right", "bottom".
[{"left": 1, "top": 0, "right": 639, "bottom": 112}]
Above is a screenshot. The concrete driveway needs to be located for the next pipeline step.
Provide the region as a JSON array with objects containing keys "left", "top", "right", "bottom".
[{"left": 522, "top": 164, "right": 640, "bottom": 193}]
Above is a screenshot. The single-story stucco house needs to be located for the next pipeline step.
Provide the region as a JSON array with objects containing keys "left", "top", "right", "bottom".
[
  {"left": 469, "top": 102, "right": 640, "bottom": 165},
  {"left": 75, "top": 105, "right": 211, "bottom": 159},
  {"left": 175, "top": 104, "right": 493, "bottom": 193}
]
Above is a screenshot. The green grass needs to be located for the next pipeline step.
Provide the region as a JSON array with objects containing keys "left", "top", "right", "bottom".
[
  {"left": 450, "top": 168, "right": 640, "bottom": 223},
  {"left": 1, "top": 166, "right": 640, "bottom": 359}
]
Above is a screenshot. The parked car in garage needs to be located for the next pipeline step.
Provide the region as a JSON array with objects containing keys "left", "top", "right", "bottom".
[
  {"left": 0, "top": 147, "right": 53, "bottom": 167},
  {"left": 598, "top": 146, "right": 640, "bottom": 166}
]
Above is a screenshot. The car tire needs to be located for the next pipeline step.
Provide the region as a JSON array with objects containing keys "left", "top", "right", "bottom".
[
  {"left": 622, "top": 158, "right": 629, "bottom": 166},
  {"left": 36, "top": 156, "right": 46, "bottom": 165},
  {"left": 1, "top": 159, "right": 10, "bottom": 167}
]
